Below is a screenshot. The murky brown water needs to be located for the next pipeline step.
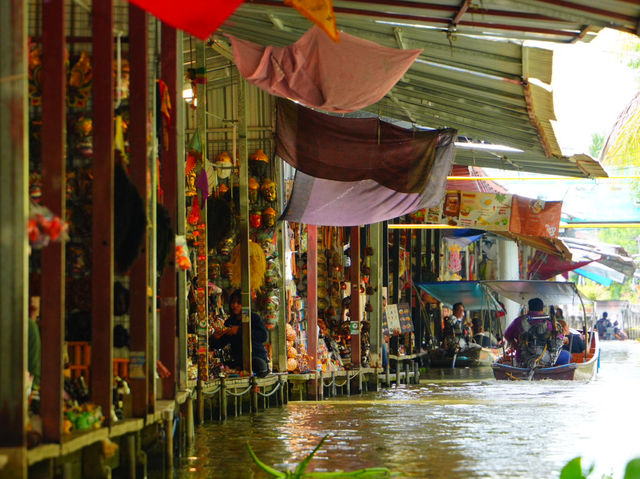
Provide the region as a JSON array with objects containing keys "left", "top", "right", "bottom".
[{"left": 174, "top": 341, "right": 640, "bottom": 479}]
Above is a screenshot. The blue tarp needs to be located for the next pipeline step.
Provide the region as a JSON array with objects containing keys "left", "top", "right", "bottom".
[{"left": 416, "top": 281, "right": 502, "bottom": 311}]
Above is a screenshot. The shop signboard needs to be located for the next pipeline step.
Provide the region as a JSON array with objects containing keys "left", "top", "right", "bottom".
[
  {"left": 350, "top": 321, "right": 360, "bottom": 335},
  {"left": 427, "top": 190, "right": 512, "bottom": 230},
  {"left": 397, "top": 303, "right": 414, "bottom": 333},
  {"left": 509, "top": 196, "right": 562, "bottom": 238},
  {"left": 385, "top": 304, "right": 401, "bottom": 334}
]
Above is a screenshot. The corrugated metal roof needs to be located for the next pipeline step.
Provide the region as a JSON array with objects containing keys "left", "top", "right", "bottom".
[{"left": 206, "top": 2, "right": 638, "bottom": 177}]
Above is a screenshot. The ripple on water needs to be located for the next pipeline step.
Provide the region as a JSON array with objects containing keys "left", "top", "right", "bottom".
[{"left": 175, "top": 342, "right": 640, "bottom": 479}]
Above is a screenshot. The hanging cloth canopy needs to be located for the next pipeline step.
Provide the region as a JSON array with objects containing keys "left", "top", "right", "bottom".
[
  {"left": 276, "top": 99, "right": 456, "bottom": 226},
  {"left": 228, "top": 27, "right": 422, "bottom": 113}
]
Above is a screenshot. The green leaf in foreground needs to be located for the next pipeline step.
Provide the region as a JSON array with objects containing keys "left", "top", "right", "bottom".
[
  {"left": 560, "top": 457, "right": 588, "bottom": 479},
  {"left": 247, "top": 435, "right": 395, "bottom": 478},
  {"left": 624, "top": 458, "right": 640, "bottom": 479}
]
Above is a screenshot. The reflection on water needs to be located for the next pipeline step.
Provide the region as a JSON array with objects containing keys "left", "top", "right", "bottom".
[{"left": 176, "top": 342, "right": 640, "bottom": 479}]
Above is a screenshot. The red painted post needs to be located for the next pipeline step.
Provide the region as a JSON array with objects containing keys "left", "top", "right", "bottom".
[
  {"left": 159, "top": 24, "right": 178, "bottom": 399},
  {"left": 128, "top": 3, "right": 150, "bottom": 417},
  {"left": 91, "top": 0, "right": 115, "bottom": 426},
  {"left": 40, "top": 0, "right": 65, "bottom": 443}
]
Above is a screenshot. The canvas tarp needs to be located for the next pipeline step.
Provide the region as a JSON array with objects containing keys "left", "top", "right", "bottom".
[
  {"left": 229, "top": 27, "right": 421, "bottom": 113},
  {"left": 277, "top": 99, "right": 457, "bottom": 226}
]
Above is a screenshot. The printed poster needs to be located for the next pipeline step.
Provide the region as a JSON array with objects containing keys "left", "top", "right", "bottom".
[
  {"left": 427, "top": 190, "right": 512, "bottom": 230},
  {"left": 509, "top": 196, "right": 562, "bottom": 238}
]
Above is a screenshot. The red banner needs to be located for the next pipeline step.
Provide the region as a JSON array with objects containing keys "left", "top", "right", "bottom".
[{"left": 126, "top": 0, "right": 244, "bottom": 40}]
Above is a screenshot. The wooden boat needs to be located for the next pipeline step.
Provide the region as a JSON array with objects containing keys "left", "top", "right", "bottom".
[
  {"left": 484, "top": 280, "right": 600, "bottom": 381},
  {"left": 428, "top": 346, "right": 500, "bottom": 368},
  {"left": 416, "top": 281, "right": 504, "bottom": 369}
]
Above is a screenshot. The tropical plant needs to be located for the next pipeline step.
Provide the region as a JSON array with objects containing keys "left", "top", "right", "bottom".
[
  {"left": 247, "top": 435, "right": 395, "bottom": 478},
  {"left": 560, "top": 456, "right": 640, "bottom": 479}
]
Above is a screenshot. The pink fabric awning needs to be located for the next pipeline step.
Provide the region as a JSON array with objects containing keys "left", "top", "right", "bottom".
[{"left": 228, "top": 27, "right": 422, "bottom": 113}]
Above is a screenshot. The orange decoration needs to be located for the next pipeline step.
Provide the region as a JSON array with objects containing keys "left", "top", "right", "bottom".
[{"left": 285, "top": 0, "right": 339, "bottom": 42}]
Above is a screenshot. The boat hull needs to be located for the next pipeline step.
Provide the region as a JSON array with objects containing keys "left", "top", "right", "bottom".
[{"left": 492, "top": 362, "right": 576, "bottom": 380}]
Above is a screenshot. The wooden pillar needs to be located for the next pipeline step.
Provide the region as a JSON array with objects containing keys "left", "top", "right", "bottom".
[
  {"left": 307, "top": 225, "right": 318, "bottom": 371},
  {"left": 392, "top": 226, "right": 400, "bottom": 305},
  {"left": 160, "top": 24, "right": 180, "bottom": 400},
  {"left": 129, "top": 4, "right": 150, "bottom": 417},
  {"left": 237, "top": 77, "right": 252, "bottom": 373},
  {"left": 369, "top": 222, "right": 383, "bottom": 368},
  {"left": 40, "top": 0, "right": 66, "bottom": 443},
  {"left": 413, "top": 230, "right": 423, "bottom": 355},
  {"left": 91, "top": 0, "right": 115, "bottom": 426},
  {"left": 350, "top": 226, "right": 361, "bottom": 366},
  {"left": 0, "top": 1, "right": 28, "bottom": 476}
]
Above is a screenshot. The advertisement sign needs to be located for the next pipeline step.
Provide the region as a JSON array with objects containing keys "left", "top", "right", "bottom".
[
  {"left": 427, "top": 191, "right": 512, "bottom": 230},
  {"left": 509, "top": 196, "right": 562, "bottom": 238}
]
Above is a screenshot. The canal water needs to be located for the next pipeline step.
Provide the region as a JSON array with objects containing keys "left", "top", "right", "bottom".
[{"left": 175, "top": 341, "right": 640, "bottom": 478}]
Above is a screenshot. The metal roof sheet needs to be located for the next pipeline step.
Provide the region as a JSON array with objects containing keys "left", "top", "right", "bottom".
[{"left": 208, "top": 1, "right": 632, "bottom": 177}]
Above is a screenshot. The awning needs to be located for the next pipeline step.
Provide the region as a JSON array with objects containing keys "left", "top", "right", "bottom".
[
  {"left": 497, "top": 232, "right": 572, "bottom": 260},
  {"left": 483, "top": 280, "right": 587, "bottom": 308},
  {"left": 561, "top": 237, "right": 636, "bottom": 280},
  {"left": 528, "top": 250, "right": 597, "bottom": 280},
  {"left": 416, "top": 281, "right": 502, "bottom": 311}
]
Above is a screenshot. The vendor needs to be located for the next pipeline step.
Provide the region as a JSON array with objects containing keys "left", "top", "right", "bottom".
[{"left": 210, "top": 289, "right": 270, "bottom": 377}]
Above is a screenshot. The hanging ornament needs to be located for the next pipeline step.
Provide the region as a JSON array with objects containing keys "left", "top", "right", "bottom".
[
  {"left": 260, "top": 178, "right": 277, "bottom": 202},
  {"left": 187, "top": 195, "right": 201, "bottom": 225},
  {"left": 215, "top": 151, "right": 233, "bottom": 179},
  {"left": 249, "top": 149, "right": 269, "bottom": 178},
  {"left": 262, "top": 207, "right": 276, "bottom": 228},
  {"left": 248, "top": 177, "right": 260, "bottom": 204}
]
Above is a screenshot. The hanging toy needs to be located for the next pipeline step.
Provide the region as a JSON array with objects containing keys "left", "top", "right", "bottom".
[
  {"left": 249, "top": 149, "right": 269, "bottom": 178},
  {"left": 215, "top": 151, "right": 233, "bottom": 179},
  {"left": 260, "top": 178, "right": 277, "bottom": 202},
  {"left": 262, "top": 207, "right": 276, "bottom": 228},
  {"left": 248, "top": 177, "right": 260, "bottom": 204},
  {"left": 187, "top": 195, "right": 201, "bottom": 225}
]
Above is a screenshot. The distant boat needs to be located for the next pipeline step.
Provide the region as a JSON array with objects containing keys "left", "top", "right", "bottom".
[{"left": 416, "top": 281, "right": 504, "bottom": 369}]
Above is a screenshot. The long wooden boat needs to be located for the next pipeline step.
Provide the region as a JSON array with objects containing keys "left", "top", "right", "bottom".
[
  {"left": 428, "top": 345, "right": 500, "bottom": 368},
  {"left": 492, "top": 329, "right": 599, "bottom": 381}
]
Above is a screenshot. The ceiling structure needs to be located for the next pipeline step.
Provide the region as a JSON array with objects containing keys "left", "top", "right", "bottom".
[{"left": 210, "top": 0, "right": 640, "bottom": 178}]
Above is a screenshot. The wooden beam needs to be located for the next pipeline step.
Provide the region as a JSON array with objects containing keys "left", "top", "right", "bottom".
[
  {"left": 0, "top": 1, "right": 28, "bottom": 470},
  {"left": 350, "top": 226, "right": 361, "bottom": 367},
  {"left": 91, "top": 0, "right": 114, "bottom": 427},
  {"left": 160, "top": 24, "right": 179, "bottom": 400},
  {"left": 40, "top": 0, "right": 66, "bottom": 443},
  {"left": 128, "top": 3, "right": 150, "bottom": 417},
  {"left": 452, "top": 0, "right": 471, "bottom": 25},
  {"left": 369, "top": 223, "right": 383, "bottom": 367}
]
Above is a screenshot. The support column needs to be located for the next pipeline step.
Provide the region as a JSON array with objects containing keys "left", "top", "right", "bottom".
[
  {"left": 307, "top": 225, "right": 318, "bottom": 371},
  {"left": 498, "top": 238, "right": 520, "bottom": 327},
  {"left": 0, "top": 1, "right": 28, "bottom": 477},
  {"left": 237, "top": 77, "right": 252, "bottom": 373},
  {"left": 350, "top": 226, "right": 361, "bottom": 366},
  {"left": 129, "top": 4, "right": 150, "bottom": 417},
  {"left": 160, "top": 24, "right": 182, "bottom": 400},
  {"left": 369, "top": 222, "right": 383, "bottom": 368},
  {"left": 91, "top": 0, "right": 115, "bottom": 426},
  {"left": 40, "top": 0, "right": 66, "bottom": 443}
]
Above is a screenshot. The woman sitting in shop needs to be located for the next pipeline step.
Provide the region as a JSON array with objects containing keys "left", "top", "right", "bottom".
[{"left": 210, "top": 289, "right": 270, "bottom": 377}]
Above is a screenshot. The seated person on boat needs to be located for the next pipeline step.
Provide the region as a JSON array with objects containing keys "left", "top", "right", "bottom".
[
  {"left": 558, "top": 319, "right": 585, "bottom": 354},
  {"left": 503, "top": 298, "right": 566, "bottom": 369},
  {"left": 443, "top": 302, "right": 472, "bottom": 353},
  {"left": 595, "top": 312, "right": 613, "bottom": 340},
  {"left": 471, "top": 316, "right": 498, "bottom": 348}
]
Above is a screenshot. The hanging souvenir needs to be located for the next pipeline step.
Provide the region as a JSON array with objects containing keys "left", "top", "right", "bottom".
[
  {"left": 262, "top": 207, "right": 276, "bottom": 228},
  {"left": 249, "top": 210, "right": 263, "bottom": 229},
  {"left": 249, "top": 149, "right": 269, "bottom": 178},
  {"left": 260, "top": 178, "right": 277, "bottom": 202},
  {"left": 219, "top": 237, "right": 234, "bottom": 257},
  {"left": 215, "top": 151, "right": 233, "bottom": 179},
  {"left": 248, "top": 177, "right": 260, "bottom": 204},
  {"left": 187, "top": 196, "right": 201, "bottom": 225}
]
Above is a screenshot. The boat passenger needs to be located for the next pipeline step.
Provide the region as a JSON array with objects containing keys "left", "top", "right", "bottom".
[
  {"left": 558, "top": 319, "right": 585, "bottom": 354},
  {"left": 595, "top": 312, "right": 613, "bottom": 340},
  {"left": 503, "top": 297, "right": 564, "bottom": 369},
  {"left": 613, "top": 321, "right": 627, "bottom": 340},
  {"left": 472, "top": 317, "right": 498, "bottom": 348},
  {"left": 443, "top": 302, "right": 471, "bottom": 353}
]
